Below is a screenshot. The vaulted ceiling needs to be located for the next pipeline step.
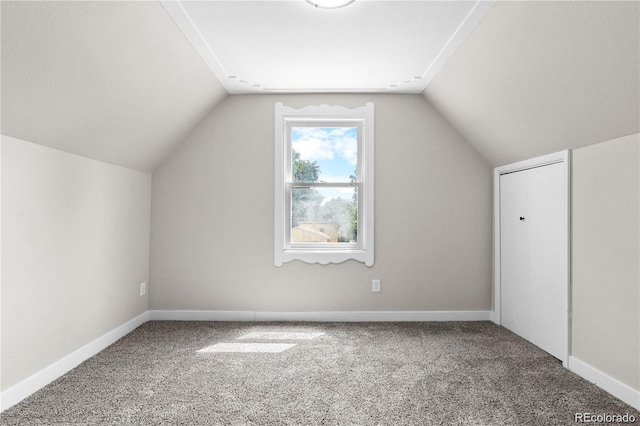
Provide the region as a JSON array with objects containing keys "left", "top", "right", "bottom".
[
  {"left": 423, "top": 0, "right": 640, "bottom": 166},
  {"left": 2, "top": 1, "right": 638, "bottom": 172},
  {"left": 1, "top": 1, "right": 228, "bottom": 172}
]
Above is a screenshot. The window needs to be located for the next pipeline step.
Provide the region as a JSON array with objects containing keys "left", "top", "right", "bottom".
[{"left": 274, "top": 103, "right": 374, "bottom": 266}]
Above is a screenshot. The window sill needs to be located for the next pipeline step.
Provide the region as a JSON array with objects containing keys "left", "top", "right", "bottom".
[{"left": 275, "top": 249, "right": 373, "bottom": 267}]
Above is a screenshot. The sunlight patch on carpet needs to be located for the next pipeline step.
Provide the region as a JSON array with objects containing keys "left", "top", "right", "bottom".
[
  {"left": 197, "top": 343, "right": 297, "bottom": 353},
  {"left": 237, "top": 332, "right": 325, "bottom": 340}
]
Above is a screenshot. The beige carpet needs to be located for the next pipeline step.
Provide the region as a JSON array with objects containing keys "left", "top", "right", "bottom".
[{"left": 2, "top": 321, "right": 638, "bottom": 425}]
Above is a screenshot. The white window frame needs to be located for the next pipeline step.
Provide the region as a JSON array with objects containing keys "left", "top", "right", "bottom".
[{"left": 274, "top": 102, "right": 374, "bottom": 266}]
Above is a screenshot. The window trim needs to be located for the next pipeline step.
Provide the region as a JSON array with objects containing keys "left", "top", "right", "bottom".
[{"left": 274, "top": 102, "right": 374, "bottom": 266}]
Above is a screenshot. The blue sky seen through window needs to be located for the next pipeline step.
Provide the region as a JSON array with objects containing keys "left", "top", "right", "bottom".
[
  {"left": 291, "top": 127, "right": 357, "bottom": 205},
  {"left": 291, "top": 127, "right": 357, "bottom": 183}
]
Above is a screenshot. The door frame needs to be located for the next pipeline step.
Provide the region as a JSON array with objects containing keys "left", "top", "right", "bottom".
[{"left": 491, "top": 150, "right": 571, "bottom": 366}]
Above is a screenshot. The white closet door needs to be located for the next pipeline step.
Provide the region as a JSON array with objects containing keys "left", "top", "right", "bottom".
[
  {"left": 527, "top": 162, "right": 566, "bottom": 360},
  {"left": 500, "top": 170, "right": 529, "bottom": 340},
  {"left": 500, "top": 162, "right": 567, "bottom": 361}
]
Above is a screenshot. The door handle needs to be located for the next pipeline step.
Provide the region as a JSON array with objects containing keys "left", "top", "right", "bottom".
[{"left": 520, "top": 216, "right": 525, "bottom": 221}]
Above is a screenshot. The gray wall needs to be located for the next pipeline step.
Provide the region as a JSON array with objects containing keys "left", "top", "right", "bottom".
[
  {"left": 2, "top": 94, "right": 637, "bottom": 401},
  {"left": 150, "top": 94, "right": 493, "bottom": 312},
  {"left": 572, "top": 133, "right": 639, "bottom": 391},
  {"left": 1, "top": 136, "right": 151, "bottom": 391}
]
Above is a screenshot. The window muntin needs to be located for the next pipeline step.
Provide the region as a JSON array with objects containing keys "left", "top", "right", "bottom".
[{"left": 274, "top": 103, "right": 374, "bottom": 266}]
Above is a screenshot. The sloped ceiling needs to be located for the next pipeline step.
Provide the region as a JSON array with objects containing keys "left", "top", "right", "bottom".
[
  {"left": 423, "top": 0, "right": 640, "bottom": 167},
  {"left": 2, "top": 1, "right": 638, "bottom": 172},
  {"left": 1, "top": 1, "right": 227, "bottom": 173}
]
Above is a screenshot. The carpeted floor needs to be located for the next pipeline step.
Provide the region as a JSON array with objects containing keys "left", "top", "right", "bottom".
[{"left": 1, "top": 321, "right": 638, "bottom": 425}]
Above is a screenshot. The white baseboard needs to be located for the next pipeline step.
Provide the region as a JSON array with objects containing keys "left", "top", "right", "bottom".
[
  {"left": 148, "top": 310, "right": 256, "bottom": 321},
  {"left": 568, "top": 356, "right": 640, "bottom": 410},
  {"left": 148, "top": 309, "right": 492, "bottom": 322},
  {"left": 0, "top": 311, "right": 149, "bottom": 412}
]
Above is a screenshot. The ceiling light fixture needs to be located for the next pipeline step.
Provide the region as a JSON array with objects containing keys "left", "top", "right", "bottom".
[{"left": 305, "top": 0, "right": 355, "bottom": 9}]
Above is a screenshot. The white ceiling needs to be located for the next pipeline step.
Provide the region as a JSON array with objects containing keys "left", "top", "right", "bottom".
[
  {"left": 2, "top": 1, "right": 638, "bottom": 173},
  {"left": 161, "top": 0, "right": 494, "bottom": 94}
]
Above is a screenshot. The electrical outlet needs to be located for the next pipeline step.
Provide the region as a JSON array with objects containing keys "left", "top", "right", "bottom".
[
  {"left": 372, "top": 279, "right": 381, "bottom": 293},
  {"left": 139, "top": 282, "right": 146, "bottom": 296}
]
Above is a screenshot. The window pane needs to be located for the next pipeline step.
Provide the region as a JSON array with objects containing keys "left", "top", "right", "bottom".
[
  {"left": 291, "top": 127, "right": 358, "bottom": 183},
  {"left": 291, "top": 186, "right": 357, "bottom": 243}
]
